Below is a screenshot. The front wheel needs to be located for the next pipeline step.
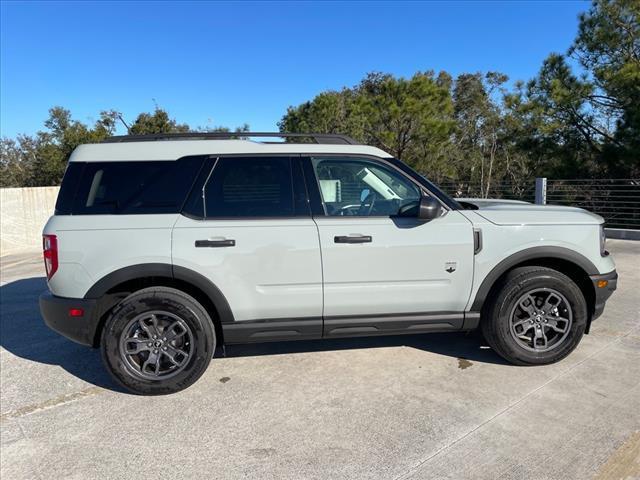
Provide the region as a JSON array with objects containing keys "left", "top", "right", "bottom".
[
  {"left": 101, "top": 287, "right": 216, "bottom": 395},
  {"left": 481, "top": 267, "right": 588, "bottom": 365}
]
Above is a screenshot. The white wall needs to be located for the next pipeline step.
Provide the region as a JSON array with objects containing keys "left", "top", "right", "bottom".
[{"left": 1, "top": 187, "right": 59, "bottom": 254}]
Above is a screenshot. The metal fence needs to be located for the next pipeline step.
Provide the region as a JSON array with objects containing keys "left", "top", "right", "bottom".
[
  {"left": 437, "top": 178, "right": 640, "bottom": 230},
  {"left": 545, "top": 179, "right": 640, "bottom": 230},
  {"left": 438, "top": 180, "right": 536, "bottom": 203}
]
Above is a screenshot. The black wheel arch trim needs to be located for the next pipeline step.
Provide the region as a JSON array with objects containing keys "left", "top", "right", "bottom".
[
  {"left": 172, "top": 265, "right": 235, "bottom": 324},
  {"left": 84, "top": 263, "right": 173, "bottom": 299},
  {"left": 470, "top": 246, "right": 599, "bottom": 312},
  {"left": 83, "top": 263, "right": 235, "bottom": 324}
]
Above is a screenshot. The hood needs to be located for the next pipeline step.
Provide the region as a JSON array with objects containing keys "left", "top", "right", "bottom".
[{"left": 457, "top": 198, "right": 604, "bottom": 226}]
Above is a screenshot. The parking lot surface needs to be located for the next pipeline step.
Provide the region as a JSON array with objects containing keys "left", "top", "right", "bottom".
[{"left": 1, "top": 240, "right": 639, "bottom": 480}]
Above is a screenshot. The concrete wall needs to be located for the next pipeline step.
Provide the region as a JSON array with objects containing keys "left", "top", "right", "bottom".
[{"left": 1, "top": 187, "right": 59, "bottom": 254}]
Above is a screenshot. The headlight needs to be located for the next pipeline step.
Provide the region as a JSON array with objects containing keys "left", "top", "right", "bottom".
[{"left": 600, "top": 224, "right": 608, "bottom": 256}]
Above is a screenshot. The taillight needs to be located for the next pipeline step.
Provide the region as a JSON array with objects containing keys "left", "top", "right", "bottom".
[{"left": 43, "top": 234, "right": 58, "bottom": 280}]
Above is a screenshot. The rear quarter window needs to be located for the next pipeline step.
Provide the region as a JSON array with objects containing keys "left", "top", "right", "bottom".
[
  {"left": 55, "top": 162, "right": 85, "bottom": 214},
  {"left": 68, "top": 156, "right": 204, "bottom": 215}
]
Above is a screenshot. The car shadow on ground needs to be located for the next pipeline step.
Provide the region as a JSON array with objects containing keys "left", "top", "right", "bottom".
[
  {"left": 224, "top": 331, "right": 508, "bottom": 366},
  {"left": 0, "top": 277, "right": 123, "bottom": 391},
  {"left": 0, "top": 277, "right": 508, "bottom": 393}
]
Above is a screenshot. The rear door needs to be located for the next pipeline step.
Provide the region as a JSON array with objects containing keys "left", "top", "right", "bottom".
[
  {"left": 304, "top": 156, "right": 475, "bottom": 337},
  {"left": 172, "top": 156, "right": 323, "bottom": 342}
]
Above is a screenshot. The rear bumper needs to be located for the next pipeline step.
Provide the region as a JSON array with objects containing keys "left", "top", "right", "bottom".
[
  {"left": 590, "top": 270, "right": 618, "bottom": 321},
  {"left": 39, "top": 292, "right": 98, "bottom": 346}
]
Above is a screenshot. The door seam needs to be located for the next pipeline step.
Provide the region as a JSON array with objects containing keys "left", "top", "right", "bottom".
[{"left": 311, "top": 215, "right": 326, "bottom": 337}]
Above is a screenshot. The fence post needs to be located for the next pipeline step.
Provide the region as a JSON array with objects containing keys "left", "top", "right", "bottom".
[{"left": 535, "top": 177, "right": 547, "bottom": 205}]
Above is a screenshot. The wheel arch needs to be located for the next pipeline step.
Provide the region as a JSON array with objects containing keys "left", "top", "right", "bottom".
[
  {"left": 85, "top": 263, "right": 233, "bottom": 347},
  {"left": 471, "top": 247, "right": 597, "bottom": 323}
]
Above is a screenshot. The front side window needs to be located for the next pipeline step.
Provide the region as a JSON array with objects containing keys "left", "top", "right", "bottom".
[
  {"left": 203, "top": 157, "right": 295, "bottom": 217},
  {"left": 311, "top": 157, "right": 421, "bottom": 216}
]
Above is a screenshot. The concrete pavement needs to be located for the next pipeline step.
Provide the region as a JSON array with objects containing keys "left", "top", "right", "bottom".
[{"left": 1, "top": 240, "right": 638, "bottom": 479}]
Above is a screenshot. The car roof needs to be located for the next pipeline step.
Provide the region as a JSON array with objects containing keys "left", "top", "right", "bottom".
[{"left": 69, "top": 140, "right": 392, "bottom": 162}]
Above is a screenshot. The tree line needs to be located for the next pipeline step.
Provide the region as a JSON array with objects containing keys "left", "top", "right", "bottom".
[
  {"left": 1, "top": 0, "right": 638, "bottom": 191},
  {"left": 0, "top": 107, "right": 249, "bottom": 187}
]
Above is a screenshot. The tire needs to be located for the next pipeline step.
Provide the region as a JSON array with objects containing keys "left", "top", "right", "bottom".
[
  {"left": 101, "top": 287, "right": 216, "bottom": 395},
  {"left": 481, "top": 266, "right": 587, "bottom": 366}
]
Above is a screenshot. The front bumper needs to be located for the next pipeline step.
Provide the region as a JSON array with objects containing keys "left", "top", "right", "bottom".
[
  {"left": 39, "top": 292, "right": 99, "bottom": 346},
  {"left": 589, "top": 270, "right": 618, "bottom": 322}
]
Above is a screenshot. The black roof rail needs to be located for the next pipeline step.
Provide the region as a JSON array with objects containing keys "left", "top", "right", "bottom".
[{"left": 102, "top": 132, "right": 359, "bottom": 145}]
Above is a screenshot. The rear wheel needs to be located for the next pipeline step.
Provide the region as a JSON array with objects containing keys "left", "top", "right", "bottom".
[
  {"left": 481, "top": 267, "right": 587, "bottom": 365},
  {"left": 101, "top": 287, "right": 215, "bottom": 395}
]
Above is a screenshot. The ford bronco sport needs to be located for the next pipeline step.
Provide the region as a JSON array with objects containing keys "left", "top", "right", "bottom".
[{"left": 39, "top": 132, "right": 618, "bottom": 395}]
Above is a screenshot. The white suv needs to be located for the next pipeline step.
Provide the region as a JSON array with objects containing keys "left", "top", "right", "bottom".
[{"left": 39, "top": 133, "right": 617, "bottom": 395}]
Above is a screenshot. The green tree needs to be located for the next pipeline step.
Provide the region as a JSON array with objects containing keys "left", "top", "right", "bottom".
[
  {"left": 2, "top": 107, "right": 194, "bottom": 187},
  {"left": 0, "top": 106, "right": 251, "bottom": 187},
  {"left": 279, "top": 71, "right": 455, "bottom": 176},
  {"left": 572, "top": 0, "right": 640, "bottom": 175},
  {"left": 1, "top": 107, "right": 119, "bottom": 186},
  {"left": 0, "top": 136, "right": 36, "bottom": 187},
  {"left": 513, "top": 0, "right": 639, "bottom": 178},
  {"left": 199, "top": 123, "right": 251, "bottom": 133},
  {"left": 128, "top": 107, "right": 189, "bottom": 135},
  {"left": 279, "top": 89, "right": 365, "bottom": 141},
  {"left": 35, "top": 107, "right": 118, "bottom": 185},
  {"left": 446, "top": 72, "right": 536, "bottom": 197}
]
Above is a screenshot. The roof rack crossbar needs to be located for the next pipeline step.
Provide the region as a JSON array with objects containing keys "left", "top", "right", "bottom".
[{"left": 102, "top": 132, "right": 359, "bottom": 145}]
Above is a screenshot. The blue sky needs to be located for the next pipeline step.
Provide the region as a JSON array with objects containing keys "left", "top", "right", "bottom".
[{"left": 1, "top": 0, "right": 589, "bottom": 138}]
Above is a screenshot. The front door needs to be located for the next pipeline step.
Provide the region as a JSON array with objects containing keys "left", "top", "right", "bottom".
[{"left": 306, "top": 156, "right": 475, "bottom": 337}]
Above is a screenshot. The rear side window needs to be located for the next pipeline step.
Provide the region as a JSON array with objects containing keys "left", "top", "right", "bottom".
[
  {"left": 203, "top": 157, "right": 295, "bottom": 218},
  {"left": 69, "top": 157, "right": 204, "bottom": 215}
]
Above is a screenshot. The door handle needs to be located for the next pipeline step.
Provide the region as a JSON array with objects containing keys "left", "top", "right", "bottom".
[
  {"left": 195, "top": 239, "right": 236, "bottom": 248},
  {"left": 334, "top": 235, "right": 372, "bottom": 244}
]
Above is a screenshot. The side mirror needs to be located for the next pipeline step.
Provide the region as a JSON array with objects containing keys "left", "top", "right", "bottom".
[{"left": 417, "top": 196, "right": 442, "bottom": 221}]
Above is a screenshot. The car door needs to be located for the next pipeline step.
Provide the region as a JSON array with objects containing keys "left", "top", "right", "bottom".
[
  {"left": 172, "top": 156, "right": 323, "bottom": 342},
  {"left": 304, "top": 156, "right": 475, "bottom": 337}
]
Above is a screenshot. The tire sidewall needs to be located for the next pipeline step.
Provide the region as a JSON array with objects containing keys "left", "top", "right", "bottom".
[
  {"left": 494, "top": 271, "right": 587, "bottom": 364},
  {"left": 102, "top": 288, "right": 215, "bottom": 395}
]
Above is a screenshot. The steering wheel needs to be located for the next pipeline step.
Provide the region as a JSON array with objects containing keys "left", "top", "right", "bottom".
[
  {"left": 338, "top": 204, "right": 361, "bottom": 215},
  {"left": 358, "top": 192, "right": 376, "bottom": 216}
]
